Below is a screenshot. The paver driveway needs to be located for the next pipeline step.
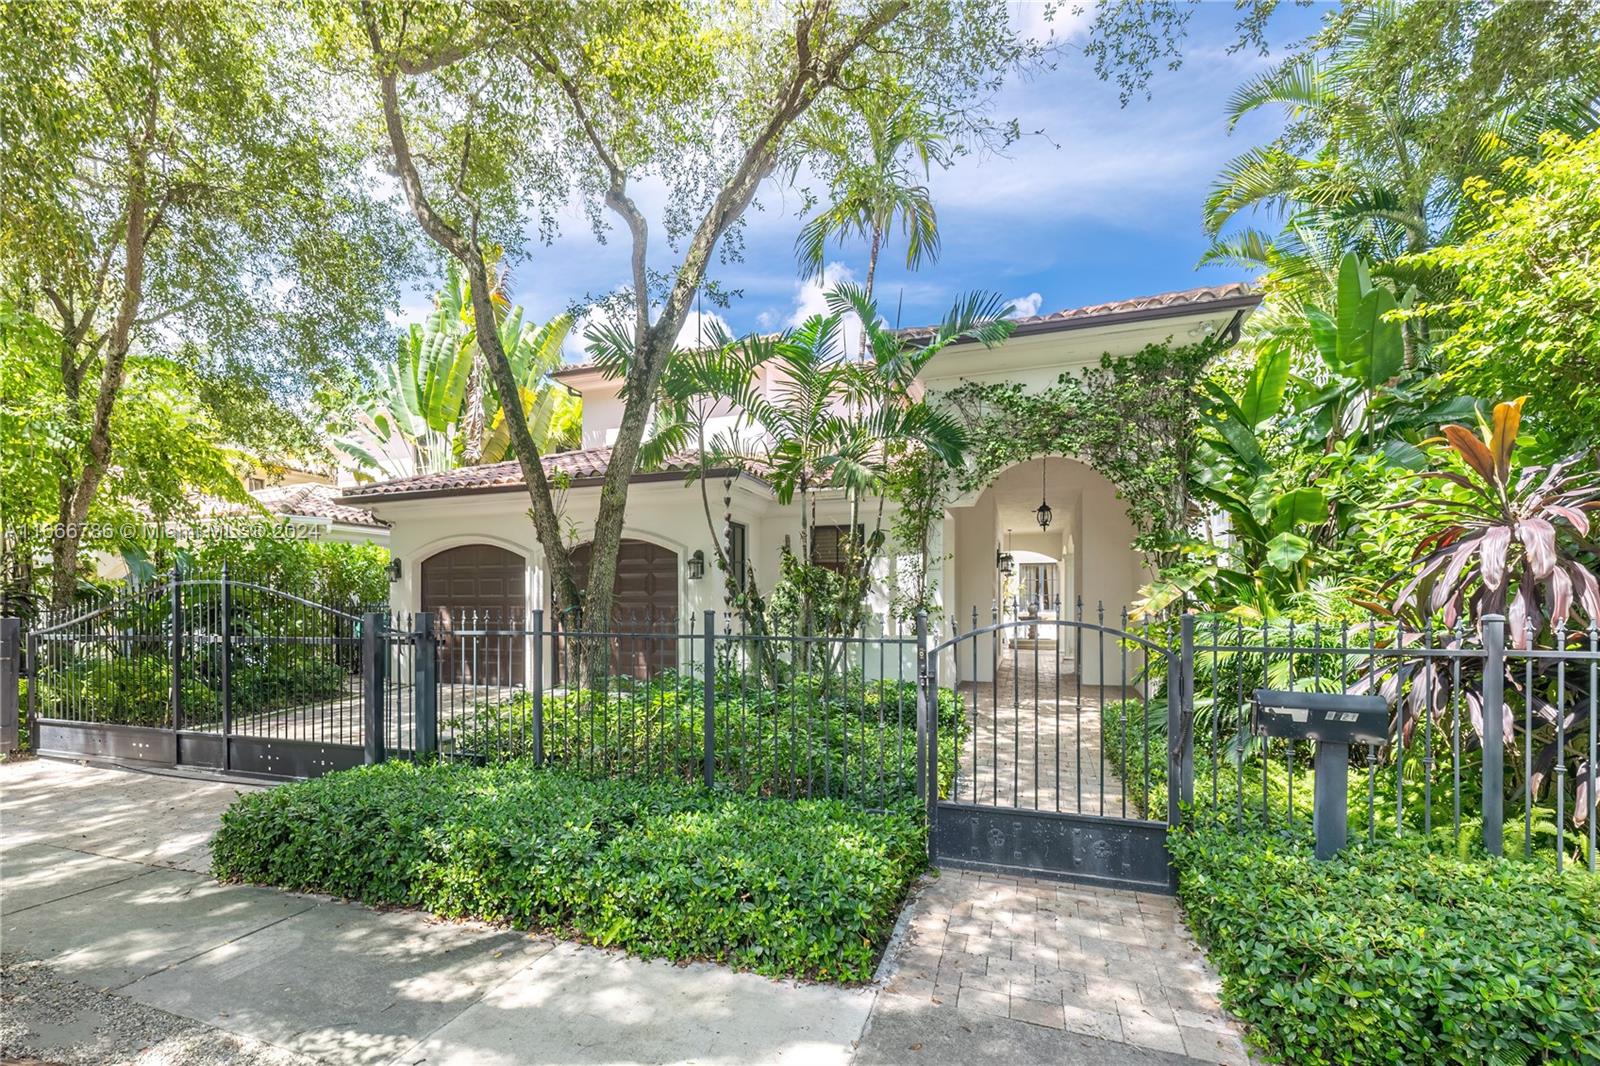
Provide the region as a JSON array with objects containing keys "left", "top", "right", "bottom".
[{"left": 1, "top": 758, "right": 1253, "bottom": 1065}]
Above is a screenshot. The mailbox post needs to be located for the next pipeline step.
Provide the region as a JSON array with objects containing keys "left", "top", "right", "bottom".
[{"left": 1253, "top": 689, "right": 1389, "bottom": 860}]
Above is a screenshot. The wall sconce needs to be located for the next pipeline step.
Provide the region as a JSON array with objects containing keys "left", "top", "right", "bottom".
[
  {"left": 386, "top": 557, "right": 402, "bottom": 583},
  {"left": 687, "top": 550, "right": 706, "bottom": 580}
]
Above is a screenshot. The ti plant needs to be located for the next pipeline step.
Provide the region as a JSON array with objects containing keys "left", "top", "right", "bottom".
[
  {"left": 1358, "top": 397, "right": 1600, "bottom": 840},
  {"left": 1390, "top": 397, "right": 1600, "bottom": 645}
]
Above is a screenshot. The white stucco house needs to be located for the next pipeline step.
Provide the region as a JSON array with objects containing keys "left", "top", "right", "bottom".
[{"left": 342, "top": 283, "right": 1258, "bottom": 683}]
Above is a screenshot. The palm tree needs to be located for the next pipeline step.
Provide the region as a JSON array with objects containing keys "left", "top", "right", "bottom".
[
  {"left": 793, "top": 94, "right": 947, "bottom": 304},
  {"left": 1202, "top": 2, "right": 1600, "bottom": 296}
]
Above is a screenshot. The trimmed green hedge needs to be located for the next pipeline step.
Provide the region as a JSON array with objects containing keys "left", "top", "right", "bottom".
[
  {"left": 450, "top": 674, "right": 963, "bottom": 806},
  {"left": 211, "top": 761, "right": 925, "bottom": 981},
  {"left": 1173, "top": 824, "right": 1600, "bottom": 1064}
]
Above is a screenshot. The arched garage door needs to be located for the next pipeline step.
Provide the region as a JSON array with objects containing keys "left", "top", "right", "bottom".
[
  {"left": 421, "top": 543, "right": 525, "bottom": 684},
  {"left": 561, "top": 539, "right": 679, "bottom": 678}
]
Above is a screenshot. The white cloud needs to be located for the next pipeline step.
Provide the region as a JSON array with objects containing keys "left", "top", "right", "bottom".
[
  {"left": 786, "top": 262, "right": 863, "bottom": 354},
  {"left": 1008, "top": 1, "right": 1092, "bottom": 44},
  {"left": 1005, "top": 292, "right": 1044, "bottom": 318},
  {"left": 674, "top": 308, "right": 731, "bottom": 351},
  {"left": 561, "top": 303, "right": 733, "bottom": 362}
]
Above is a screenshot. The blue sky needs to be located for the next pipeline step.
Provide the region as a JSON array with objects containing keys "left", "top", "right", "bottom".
[{"left": 417, "top": 3, "right": 1331, "bottom": 355}]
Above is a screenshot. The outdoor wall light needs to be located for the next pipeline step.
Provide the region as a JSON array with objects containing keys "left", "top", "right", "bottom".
[
  {"left": 386, "top": 557, "right": 402, "bottom": 582},
  {"left": 1035, "top": 457, "right": 1053, "bottom": 531},
  {"left": 687, "top": 550, "right": 706, "bottom": 580}
]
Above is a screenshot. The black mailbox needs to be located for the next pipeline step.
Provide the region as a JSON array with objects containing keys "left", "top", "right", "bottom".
[
  {"left": 1252, "top": 690, "right": 1389, "bottom": 746},
  {"left": 1252, "top": 689, "right": 1391, "bottom": 860}
]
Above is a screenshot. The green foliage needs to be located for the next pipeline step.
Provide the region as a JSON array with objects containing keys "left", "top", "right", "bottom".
[
  {"left": 1199, "top": 0, "right": 1600, "bottom": 289},
  {"left": 1411, "top": 131, "right": 1600, "bottom": 461},
  {"left": 793, "top": 89, "right": 948, "bottom": 297},
  {"left": 1171, "top": 825, "right": 1600, "bottom": 1065},
  {"left": 449, "top": 673, "right": 964, "bottom": 806},
  {"left": 944, "top": 336, "right": 1220, "bottom": 567},
  {"left": 38, "top": 657, "right": 216, "bottom": 728},
  {"left": 181, "top": 538, "right": 388, "bottom": 606},
  {"left": 211, "top": 762, "right": 926, "bottom": 981},
  {"left": 332, "top": 260, "right": 580, "bottom": 482}
]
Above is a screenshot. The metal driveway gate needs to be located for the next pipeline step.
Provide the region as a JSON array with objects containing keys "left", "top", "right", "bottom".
[
  {"left": 917, "top": 609, "right": 1194, "bottom": 892},
  {"left": 27, "top": 569, "right": 372, "bottom": 779}
]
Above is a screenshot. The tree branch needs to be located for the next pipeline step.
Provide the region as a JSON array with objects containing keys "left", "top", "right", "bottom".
[{"left": 360, "top": 0, "right": 580, "bottom": 612}]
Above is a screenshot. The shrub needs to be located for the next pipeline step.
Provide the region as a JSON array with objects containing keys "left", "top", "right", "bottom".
[
  {"left": 1172, "top": 824, "right": 1600, "bottom": 1064},
  {"left": 230, "top": 651, "right": 348, "bottom": 713},
  {"left": 211, "top": 761, "right": 925, "bottom": 982},
  {"left": 37, "top": 655, "right": 217, "bottom": 727},
  {"left": 448, "top": 674, "right": 963, "bottom": 806}
]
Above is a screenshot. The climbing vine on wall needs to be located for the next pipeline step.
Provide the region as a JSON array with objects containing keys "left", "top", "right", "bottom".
[{"left": 940, "top": 338, "right": 1223, "bottom": 566}]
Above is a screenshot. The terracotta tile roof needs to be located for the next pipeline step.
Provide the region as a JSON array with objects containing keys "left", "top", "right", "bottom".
[
  {"left": 250, "top": 483, "right": 388, "bottom": 528},
  {"left": 552, "top": 282, "right": 1258, "bottom": 375},
  {"left": 340, "top": 446, "right": 708, "bottom": 501},
  {"left": 1011, "top": 282, "right": 1255, "bottom": 327}
]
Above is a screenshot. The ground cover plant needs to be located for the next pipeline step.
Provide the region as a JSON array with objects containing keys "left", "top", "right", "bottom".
[
  {"left": 1172, "top": 823, "right": 1600, "bottom": 1064},
  {"left": 449, "top": 672, "right": 964, "bottom": 807},
  {"left": 211, "top": 761, "right": 925, "bottom": 982}
]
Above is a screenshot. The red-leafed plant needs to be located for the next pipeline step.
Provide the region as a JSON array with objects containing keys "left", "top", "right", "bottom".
[
  {"left": 1356, "top": 398, "right": 1600, "bottom": 842},
  {"left": 1391, "top": 397, "right": 1600, "bottom": 647}
]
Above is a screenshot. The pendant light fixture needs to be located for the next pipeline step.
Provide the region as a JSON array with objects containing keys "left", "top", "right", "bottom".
[{"left": 1035, "top": 456, "right": 1053, "bottom": 532}]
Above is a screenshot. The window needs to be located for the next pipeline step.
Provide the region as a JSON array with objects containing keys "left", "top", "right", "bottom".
[
  {"left": 1019, "top": 562, "right": 1057, "bottom": 610},
  {"left": 245, "top": 476, "right": 265, "bottom": 491},
  {"left": 810, "top": 524, "right": 863, "bottom": 573},
  {"left": 725, "top": 521, "right": 748, "bottom": 590}
]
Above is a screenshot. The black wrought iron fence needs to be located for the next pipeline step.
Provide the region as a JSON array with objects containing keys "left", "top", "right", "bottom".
[
  {"left": 402, "top": 607, "right": 929, "bottom": 810},
  {"left": 4, "top": 578, "right": 1596, "bottom": 873},
  {"left": 1106, "top": 613, "right": 1598, "bottom": 873}
]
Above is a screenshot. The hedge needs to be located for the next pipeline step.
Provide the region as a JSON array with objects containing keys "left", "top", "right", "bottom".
[
  {"left": 1172, "top": 824, "right": 1600, "bottom": 1064},
  {"left": 449, "top": 673, "right": 964, "bottom": 805},
  {"left": 211, "top": 761, "right": 925, "bottom": 981}
]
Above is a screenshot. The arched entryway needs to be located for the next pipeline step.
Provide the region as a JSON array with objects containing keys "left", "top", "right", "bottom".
[
  {"left": 558, "top": 538, "right": 680, "bottom": 678},
  {"left": 421, "top": 543, "right": 526, "bottom": 683}
]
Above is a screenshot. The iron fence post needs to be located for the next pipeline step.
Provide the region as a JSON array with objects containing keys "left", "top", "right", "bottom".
[
  {"left": 0, "top": 617, "right": 19, "bottom": 754},
  {"left": 1481, "top": 613, "right": 1506, "bottom": 856},
  {"left": 703, "top": 609, "right": 715, "bottom": 789},
  {"left": 914, "top": 611, "right": 928, "bottom": 805},
  {"left": 25, "top": 631, "right": 37, "bottom": 751},
  {"left": 414, "top": 612, "right": 438, "bottom": 756},
  {"left": 220, "top": 563, "right": 232, "bottom": 771},
  {"left": 922, "top": 612, "right": 939, "bottom": 831},
  {"left": 530, "top": 608, "right": 545, "bottom": 766},
  {"left": 170, "top": 567, "right": 183, "bottom": 732},
  {"left": 1168, "top": 613, "right": 1196, "bottom": 827},
  {"left": 362, "top": 612, "right": 386, "bottom": 764}
]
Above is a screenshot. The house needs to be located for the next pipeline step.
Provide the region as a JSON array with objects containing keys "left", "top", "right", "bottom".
[{"left": 343, "top": 283, "right": 1259, "bottom": 683}]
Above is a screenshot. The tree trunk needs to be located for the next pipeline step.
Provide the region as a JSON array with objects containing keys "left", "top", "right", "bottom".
[{"left": 49, "top": 133, "right": 153, "bottom": 609}]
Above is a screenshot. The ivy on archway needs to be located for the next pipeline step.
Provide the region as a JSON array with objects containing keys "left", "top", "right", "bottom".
[{"left": 940, "top": 338, "right": 1221, "bottom": 565}]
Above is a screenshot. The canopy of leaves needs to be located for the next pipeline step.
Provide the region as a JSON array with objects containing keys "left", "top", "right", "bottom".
[{"left": 1408, "top": 131, "right": 1600, "bottom": 461}]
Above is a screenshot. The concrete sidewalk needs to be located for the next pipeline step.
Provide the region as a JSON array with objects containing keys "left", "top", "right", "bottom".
[{"left": 1, "top": 759, "right": 871, "bottom": 1065}]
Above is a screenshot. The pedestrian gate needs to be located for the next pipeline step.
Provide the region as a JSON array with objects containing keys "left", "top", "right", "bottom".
[{"left": 917, "top": 612, "right": 1193, "bottom": 892}]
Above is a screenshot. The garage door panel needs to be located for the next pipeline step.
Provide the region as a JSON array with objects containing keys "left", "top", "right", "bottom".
[
  {"left": 421, "top": 544, "right": 526, "bottom": 684},
  {"left": 563, "top": 539, "right": 679, "bottom": 678}
]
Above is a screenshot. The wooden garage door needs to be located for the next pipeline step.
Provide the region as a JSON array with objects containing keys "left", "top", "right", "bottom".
[
  {"left": 421, "top": 544, "right": 525, "bottom": 684},
  {"left": 560, "top": 539, "right": 679, "bottom": 678}
]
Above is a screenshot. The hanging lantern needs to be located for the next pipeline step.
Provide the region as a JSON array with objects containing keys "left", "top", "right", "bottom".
[
  {"left": 996, "top": 544, "right": 1015, "bottom": 576},
  {"left": 1035, "top": 457, "right": 1053, "bottom": 531}
]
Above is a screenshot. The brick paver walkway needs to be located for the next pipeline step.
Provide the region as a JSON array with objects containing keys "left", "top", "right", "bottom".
[
  {"left": 952, "top": 653, "right": 1161, "bottom": 819},
  {"left": 861, "top": 869, "right": 1254, "bottom": 1064}
]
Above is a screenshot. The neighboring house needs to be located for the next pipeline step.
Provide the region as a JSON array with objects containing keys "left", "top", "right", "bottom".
[
  {"left": 237, "top": 482, "right": 390, "bottom": 547},
  {"left": 344, "top": 283, "right": 1259, "bottom": 683}
]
